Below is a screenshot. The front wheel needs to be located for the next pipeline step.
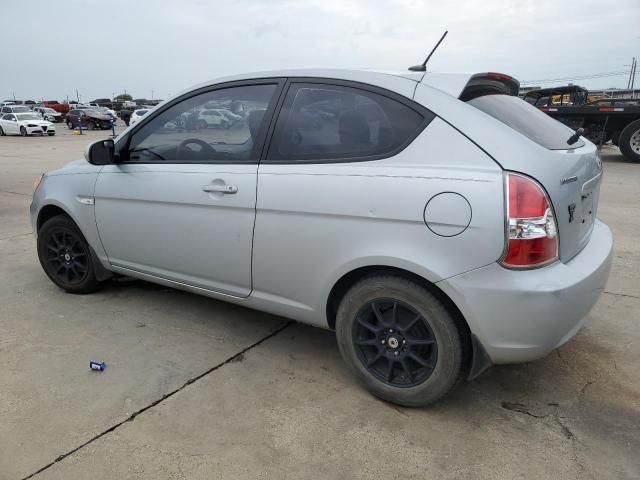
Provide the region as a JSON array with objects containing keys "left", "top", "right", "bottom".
[
  {"left": 20, "top": 126, "right": 27, "bottom": 137},
  {"left": 37, "top": 215, "right": 102, "bottom": 294},
  {"left": 67, "top": 121, "right": 73, "bottom": 130},
  {"left": 618, "top": 119, "right": 640, "bottom": 163},
  {"left": 0, "top": 126, "right": 4, "bottom": 136},
  {"left": 48, "top": 132, "right": 56, "bottom": 136},
  {"left": 336, "top": 275, "right": 467, "bottom": 407}
]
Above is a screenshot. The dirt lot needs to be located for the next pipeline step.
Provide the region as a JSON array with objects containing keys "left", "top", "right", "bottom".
[{"left": 0, "top": 126, "right": 638, "bottom": 479}]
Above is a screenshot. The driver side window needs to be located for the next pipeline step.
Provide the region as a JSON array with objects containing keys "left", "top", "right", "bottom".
[{"left": 127, "top": 83, "right": 278, "bottom": 163}]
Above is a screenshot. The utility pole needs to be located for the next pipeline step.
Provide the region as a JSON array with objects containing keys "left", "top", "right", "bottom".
[
  {"left": 151, "top": 90, "right": 154, "bottom": 101},
  {"left": 628, "top": 57, "right": 636, "bottom": 89},
  {"left": 631, "top": 57, "right": 637, "bottom": 96}
]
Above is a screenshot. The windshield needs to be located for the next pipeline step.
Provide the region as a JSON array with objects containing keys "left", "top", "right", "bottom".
[
  {"left": 467, "top": 94, "right": 585, "bottom": 150},
  {"left": 12, "top": 106, "right": 31, "bottom": 113},
  {"left": 42, "top": 108, "right": 57, "bottom": 114},
  {"left": 17, "top": 113, "right": 42, "bottom": 121}
]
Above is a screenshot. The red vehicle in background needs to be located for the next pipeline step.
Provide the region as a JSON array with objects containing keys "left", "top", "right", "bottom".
[{"left": 43, "top": 101, "right": 71, "bottom": 116}]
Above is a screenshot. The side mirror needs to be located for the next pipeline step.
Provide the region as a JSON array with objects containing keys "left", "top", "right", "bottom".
[{"left": 85, "top": 139, "right": 116, "bottom": 165}]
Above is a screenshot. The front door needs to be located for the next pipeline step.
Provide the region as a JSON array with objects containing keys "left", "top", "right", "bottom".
[
  {"left": 94, "top": 81, "right": 281, "bottom": 297},
  {"left": 1, "top": 114, "right": 18, "bottom": 134}
]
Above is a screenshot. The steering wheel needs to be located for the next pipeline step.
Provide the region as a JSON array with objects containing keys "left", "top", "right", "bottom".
[{"left": 176, "top": 138, "right": 216, "bottom": 160}]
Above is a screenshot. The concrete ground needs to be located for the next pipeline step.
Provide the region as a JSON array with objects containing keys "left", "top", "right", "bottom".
[{"left": 0, "top": 126, "right": 638, "bottom": 480}]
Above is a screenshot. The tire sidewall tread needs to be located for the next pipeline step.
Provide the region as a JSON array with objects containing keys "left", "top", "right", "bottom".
[
  {"left": 336, "top": 275, "right": 465, "bottom": 407},
  {"left": 618, "top": 119, "right": 640, "bottom": 163},
  {"left": 37, "top": 215, "right": 101, "bottom": 294}
]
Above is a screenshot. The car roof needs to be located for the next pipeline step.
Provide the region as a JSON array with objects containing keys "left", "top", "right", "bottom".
[{"left": 181, "top": 68, "right": 478, "bottom": 100}]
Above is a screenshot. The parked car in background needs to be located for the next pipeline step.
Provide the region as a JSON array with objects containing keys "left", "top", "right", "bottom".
[
  {"left": 33, "top": 107, "right": 63, "bottom": 123},
  {"left": 94, "top": 106, "right": 118, "bottom": 121},
  {"left": 30, "top": 69, "right": 612, "bottom": 407},
  {"left": 129, "top": 108, "right": 151, "bottom": 126},
  {"left": 1, "top": 105, "right": 32, "bottom": 115},
  {"left": 43, "top": 101, "right": 71, "bottom": 116},
  {"left": 121, "top": 106, "right": 153, "bottom": 126},
  {"left": 198, "top": 109, "right": 230, "bottom": 128},
  {"left": 0, "top": 112, "right": 55, "bottom": 136},
  {"left": 65, "top": 109, "right": 112, "bottom": 130}
]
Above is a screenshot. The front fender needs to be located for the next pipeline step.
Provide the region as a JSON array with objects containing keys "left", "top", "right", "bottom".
[{"left": 32, "top": 172, "right": 109, "bottom": 270}]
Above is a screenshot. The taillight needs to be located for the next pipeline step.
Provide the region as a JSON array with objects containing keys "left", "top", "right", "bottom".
[{"left": 501, "top": 172, "right": 558, "bottom": 268}]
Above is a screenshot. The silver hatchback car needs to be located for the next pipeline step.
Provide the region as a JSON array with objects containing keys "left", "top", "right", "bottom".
[{"left": 30, "top": 69, "right": 613, "bottom": 406}]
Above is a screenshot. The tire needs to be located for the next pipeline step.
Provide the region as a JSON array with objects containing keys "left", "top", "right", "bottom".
[
  {"left": 0, "top": 126, "right": 4, "bottom": 136},
  {"left": 37, "top": 215, "right": 102, "bottom": 294},
  {"left": 336, "top": 275, "right": 466, "bottom": 407},
  {"left": 20, "top": 126, "right": 27, "bottom": 137},
  {"left": 67, "top": 121, "right": 73, "bottom": 130},
  {"left": 48, "top": 132, "right": 55, "bottom": 136},
  {"left": 88, "top": 121, "right": 96, "bottom": 131},
  {"left": 618, "top": 119, "right": 640, "bottom": 163}
]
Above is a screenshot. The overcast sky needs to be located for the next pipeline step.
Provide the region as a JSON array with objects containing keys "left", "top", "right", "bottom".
[{"left": 1, "top": 0, "right": 638, "bottom": 101}]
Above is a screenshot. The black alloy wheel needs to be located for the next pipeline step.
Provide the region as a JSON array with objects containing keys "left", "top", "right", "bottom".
[
  {"left": 37, "top": 216, "right": 102, "bottom": 293},
  {"left": 43, "top": 228, "right": 89, "bottom": 286},
  {"left": 353, "top": 299, "right": 437, "bottom": 387},
  {"left": 336, "top": 275, "right": 466, "bottom": 406}
]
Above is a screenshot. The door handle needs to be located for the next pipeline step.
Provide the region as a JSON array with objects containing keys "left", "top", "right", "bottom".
[{"left": 202, "top": 184, "right": 238, "bottom": 194}]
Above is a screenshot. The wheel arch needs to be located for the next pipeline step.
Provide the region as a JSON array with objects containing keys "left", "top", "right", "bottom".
[
  {"left": 325, "top": 264, "right": 491, "bottom": 380},
  {"left": 37, "top": 203, "right": 74, "bottom": 231}
]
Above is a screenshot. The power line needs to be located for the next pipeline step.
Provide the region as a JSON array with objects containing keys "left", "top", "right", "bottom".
[{"left": 521, "top": 70, "right": 629, "bottom": 85}]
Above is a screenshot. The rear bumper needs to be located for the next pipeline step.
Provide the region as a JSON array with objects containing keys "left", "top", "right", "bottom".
[{"left": 437, "top": 219, "right": 613, "bottom": 364}]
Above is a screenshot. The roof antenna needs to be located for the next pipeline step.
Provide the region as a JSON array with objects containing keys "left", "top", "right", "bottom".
[{"left": 409, "top": 30, "right": 448, "bottom": 72}]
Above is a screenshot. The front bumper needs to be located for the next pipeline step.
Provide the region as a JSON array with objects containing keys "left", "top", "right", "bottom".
[
  {"left": 437, "top": 219, "right": 613, "bottom": 364},
  {"left": 26, "top": 126, "right": 56, "bottom": 135}
]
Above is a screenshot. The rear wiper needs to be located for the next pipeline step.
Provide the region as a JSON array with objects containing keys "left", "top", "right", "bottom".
[{"left": 567, "top": 127, "right": 584, "bottom": 146}]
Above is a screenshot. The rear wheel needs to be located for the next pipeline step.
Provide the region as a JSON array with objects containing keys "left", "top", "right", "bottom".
[
  {"left": 67, "top": 121, "right": 73, "bottom": 130},
  {"left": 619, "top": 119, "right": 640, "bottom": 163},
  {"left": 336, "top": 275, "right": 466, "bottom": 407},
  {"left": 20, "top": 126, "right": 27, "bottom": 137},
  {"left": 88, "top": 121, "right": 96, "bottom": 131},
  {"left": 37, "top": 215, "right": 102, "bottom": 294}
]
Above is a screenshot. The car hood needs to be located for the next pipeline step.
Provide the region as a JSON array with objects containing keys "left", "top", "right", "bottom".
[
  {"left": 86, "top": 113, "right": 111, "bottom": 120},
  {"left": 19, "top": 119, "right": 53, "bottom": 126},
  {"left": 46, "top": 159, "right": 98, "bottom": 177}
]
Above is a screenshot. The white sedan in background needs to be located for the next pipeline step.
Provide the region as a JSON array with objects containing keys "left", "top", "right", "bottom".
[
  {"left": 0, "top": 112, "right": 56, "bottom": 136},
  {"left": 129, "top": 108, "right": 150, "bottom": 126}
]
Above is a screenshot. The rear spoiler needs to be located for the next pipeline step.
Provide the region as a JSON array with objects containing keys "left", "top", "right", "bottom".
[
  {"left": 418, "top": 72, "right": 520, "bottom": 100},
  {"left": 459, "top": 72, "right": 520, "bottom": 101}
]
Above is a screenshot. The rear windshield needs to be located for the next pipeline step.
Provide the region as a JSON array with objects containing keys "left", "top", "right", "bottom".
[{"left": 467, "top": 94, "right": 584, "bottom": 150}]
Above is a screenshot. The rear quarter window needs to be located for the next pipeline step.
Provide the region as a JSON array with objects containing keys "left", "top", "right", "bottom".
[
  {"left": 467, "top": 94, "right": 584, "bottom": 150},
  {"left": 268, "top": 83, "right": 432, "bottom": 162}
]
